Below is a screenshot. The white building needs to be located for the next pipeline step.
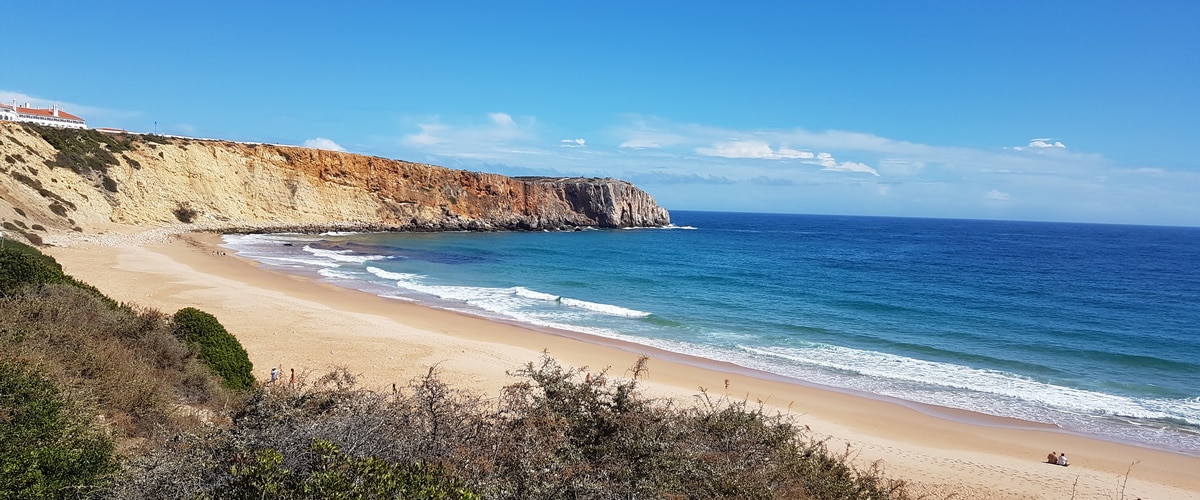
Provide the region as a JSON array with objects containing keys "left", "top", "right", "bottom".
[{"left": 0, "top": 100, "right": 87, "bottom": 129}]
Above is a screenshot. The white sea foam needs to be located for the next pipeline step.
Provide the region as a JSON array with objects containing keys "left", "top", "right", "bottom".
[
  {"left": 365, "top": 267, "right": 423, "bottom": 281},
  {"left": 559, "top": 297, "right": 652, "bottom": 318},
  {"left": 362, "top": 268, "right": 653, "bottom": 321},
  {"left": 738, "top": 344, "right": 1200, "bottom": 427},
  {"left": 256, "top": 256, "right": 342, "bottom": 268},
  {"left": 223, "top": 233, "right": 320, "bottom": 245},
  {"left": 303, "top": 245, "right": 386, "bottom": 264},
  {"left": 513, "top": 287, "right": 560, "bottom": 302},
  {"left": 317, "top": 268, "right": 358, "bottom": 280},
  {"left": 622, "top": 224, "right": 697, "bottom": 230}
]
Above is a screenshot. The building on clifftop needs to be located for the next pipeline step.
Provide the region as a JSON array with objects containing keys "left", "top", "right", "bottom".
[{"left": 0, "top": 100, "right": 87, "bottom": 129}]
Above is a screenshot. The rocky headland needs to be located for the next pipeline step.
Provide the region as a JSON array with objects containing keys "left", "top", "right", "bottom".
[{"left": 0, "top": 122, "right": 669, "bottom": 243}]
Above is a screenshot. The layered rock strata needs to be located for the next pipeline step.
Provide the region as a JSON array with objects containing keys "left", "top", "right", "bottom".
[{"left": 0, "top": 123, "right": 670, "bottom": 241}]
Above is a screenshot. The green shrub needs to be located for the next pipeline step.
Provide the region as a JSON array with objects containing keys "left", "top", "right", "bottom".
[
  {"left": 140, "top": 134, "right": 170, "bottom": 145},
  {"left": 0, "top": 361, "right": 117, "bottom": 499},
  {"left": 173, "top": 203, "right": 198, "bottom": 223},
  {"left": 27, "top": 124, "right": 130, "bottom": 176},
  {"left": 172, "top": 307, "right": 254, "bottom": 391},
  {"left": 19, "top": 231, "right": 42, "bottom": 246},
  {"left": 48, "top": 202, "right": 68, "bottom": 217},
  {"left": 219, "top": 440, "right": 478, "bottom": 499},
  {"left": 0, "top": 238, "right": 116, "bottom": 307},
  {"left": 0, "top": 238, "right": 69, "bottom": 295}
]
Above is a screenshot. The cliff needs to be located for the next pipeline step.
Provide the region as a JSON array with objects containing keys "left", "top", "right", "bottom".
[{"left": 0, "top": 123, "right": 669, "bottom": 242}]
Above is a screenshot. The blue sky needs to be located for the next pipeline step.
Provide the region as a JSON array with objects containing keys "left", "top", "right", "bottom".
[{"left": 4, "top": 2, "right": 1199, "bottom": 226}]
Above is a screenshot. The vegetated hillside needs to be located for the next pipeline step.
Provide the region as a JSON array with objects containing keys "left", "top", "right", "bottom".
[
  {"left": 0, "top": 237, "right": 239, "bottom": 498},
  {"left": 0, "top": 122, "right": 670, "bottom": 244},
  {"left": 0, "top": 238, "right": 917, "bottom": 500}
]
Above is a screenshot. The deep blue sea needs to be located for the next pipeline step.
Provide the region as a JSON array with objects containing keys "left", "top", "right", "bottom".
[{"left": 223, "top": 211, "right": 1200, "bottom": 455}]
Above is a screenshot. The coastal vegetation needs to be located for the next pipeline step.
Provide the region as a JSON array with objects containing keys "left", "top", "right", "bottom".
[
  {"left": 27, "top": 124, "right": 130, "bottom": 174},
  {"left": 172, "top": 307, "right": 255, "bottom": 391},
  {"left": 0, "top": 237, "right": 916, "bottom": 499}
]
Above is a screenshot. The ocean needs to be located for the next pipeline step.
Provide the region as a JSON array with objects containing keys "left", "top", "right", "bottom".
[{"left": 222, "top": 211, "right": 1200, "bottom": 455}]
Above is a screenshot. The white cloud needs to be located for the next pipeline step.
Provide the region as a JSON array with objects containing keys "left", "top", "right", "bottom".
[
  {"left": 696, "top": 140, "right": 815, "bottom": 159},
  {"left": 693, "top": 140, "right": 878, "bottom": 175},
  {"left": 1012, "top": 138, "right": 1068, "bottom": 151},
  {"left": 490, "top": 112, "right": 516, "bottom": 127},
  {"left": 1028, "top": 138, "right": 1067, "bottom": 149},
  {"left": 561, "top": 138, "right": 586, "bottom": 147},
  {"left": 405, "top": 123, "right": 447, "bottom": 146},
  {"left": 804, "top": 152, "right": 879, "bottom": 176},
  {"left": 822, "top": 160, "right": 879, "bottom": 176},
  {"left": 986, "top": 189, "right": 1012, "bottom": 202},
  {"left": 303, "top": 137, "right": 346, "bottom": 152}
]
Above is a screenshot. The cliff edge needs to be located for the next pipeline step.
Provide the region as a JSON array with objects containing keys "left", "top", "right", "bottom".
[{"left": 0, "top": 123, "right": 669, "bottom": 242}]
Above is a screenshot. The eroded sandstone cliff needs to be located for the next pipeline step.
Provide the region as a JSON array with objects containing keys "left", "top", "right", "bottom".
[{"left": 0, "top": 123, "right": 669, "bottom": 242}]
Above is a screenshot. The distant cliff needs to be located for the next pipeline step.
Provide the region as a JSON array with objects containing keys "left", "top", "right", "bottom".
[{"left": 0, "top": 123, "right": 669, "bottom": 241}]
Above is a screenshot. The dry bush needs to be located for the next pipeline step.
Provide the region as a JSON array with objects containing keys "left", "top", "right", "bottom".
[
  {"left": 0, "top": 285, "right": 232, "bottom": 446},
  {"left": 112, "top": 355, "right": 914, "bottom": 499}
]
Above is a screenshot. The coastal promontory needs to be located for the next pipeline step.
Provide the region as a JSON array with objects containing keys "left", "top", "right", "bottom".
[{"left": 0, "top": 123, "right": 670, "bottom": 241}]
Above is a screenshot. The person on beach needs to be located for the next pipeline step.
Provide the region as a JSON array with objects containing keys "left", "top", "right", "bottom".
[
  {"left": 270, "top": 367, "right": 279, "bottom": 384},
  {"left": 1047, "top": 451, "right": 1058, "bottom": 464},
  {"left": 1057, "top": 453, "right": 1069, "bottom": 466}
]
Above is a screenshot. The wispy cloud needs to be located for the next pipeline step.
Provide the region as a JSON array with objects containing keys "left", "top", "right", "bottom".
[
  {"left": 614, "top": 117, "right": 695, "bottom": 149},
  {"left": 400, "top": 112, "right": 539, "bottom": 158},
  {"left": 986, "top": 189, "right": 1012, "bottom": 202},
  {"left": 374, "top": 112, "right": 1198, "bottom": 225}
]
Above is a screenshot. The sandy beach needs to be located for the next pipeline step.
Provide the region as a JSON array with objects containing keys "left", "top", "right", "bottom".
[{"left": 43, "top": 229, "right": 1200, "bottom": 500}]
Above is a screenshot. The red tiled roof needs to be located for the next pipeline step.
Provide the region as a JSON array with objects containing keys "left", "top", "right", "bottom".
[{"left": 0, "top": 103, "right": 85, "bottom": 122}]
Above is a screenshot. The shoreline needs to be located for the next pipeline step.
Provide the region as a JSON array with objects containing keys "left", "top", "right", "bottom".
[{"left": 44, "top": 229, "right": 1200, "bottom": 499}]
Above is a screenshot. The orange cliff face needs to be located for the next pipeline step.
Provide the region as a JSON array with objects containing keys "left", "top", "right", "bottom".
[{"left": 0, "top": 122, "right": 670, "bottom": 239}]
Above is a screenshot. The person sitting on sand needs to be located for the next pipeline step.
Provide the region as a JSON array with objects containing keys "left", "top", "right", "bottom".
[
  {"left": 1057, "top": 453, "right": 1069, "bottom": 466},
  {"left": 1047, "top": 451, "right": 1059, "bottom": 464}
]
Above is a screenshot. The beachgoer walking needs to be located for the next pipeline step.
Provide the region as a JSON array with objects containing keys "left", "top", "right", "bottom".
[
  {"left": 270, "top": 367, "right": 279, "bottom": 384},
  {"left": 1057, "top": 453, "right": 1068, "bottom": 466}
]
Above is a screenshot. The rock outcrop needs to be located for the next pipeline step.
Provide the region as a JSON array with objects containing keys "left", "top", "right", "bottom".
[{"left": 0, "top": 123, "right": 669, "bottom": 241}]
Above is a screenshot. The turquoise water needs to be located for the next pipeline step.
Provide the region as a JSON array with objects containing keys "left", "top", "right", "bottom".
[{"left": 223, "top": 211, "right": 1200, "bottom": 454}]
